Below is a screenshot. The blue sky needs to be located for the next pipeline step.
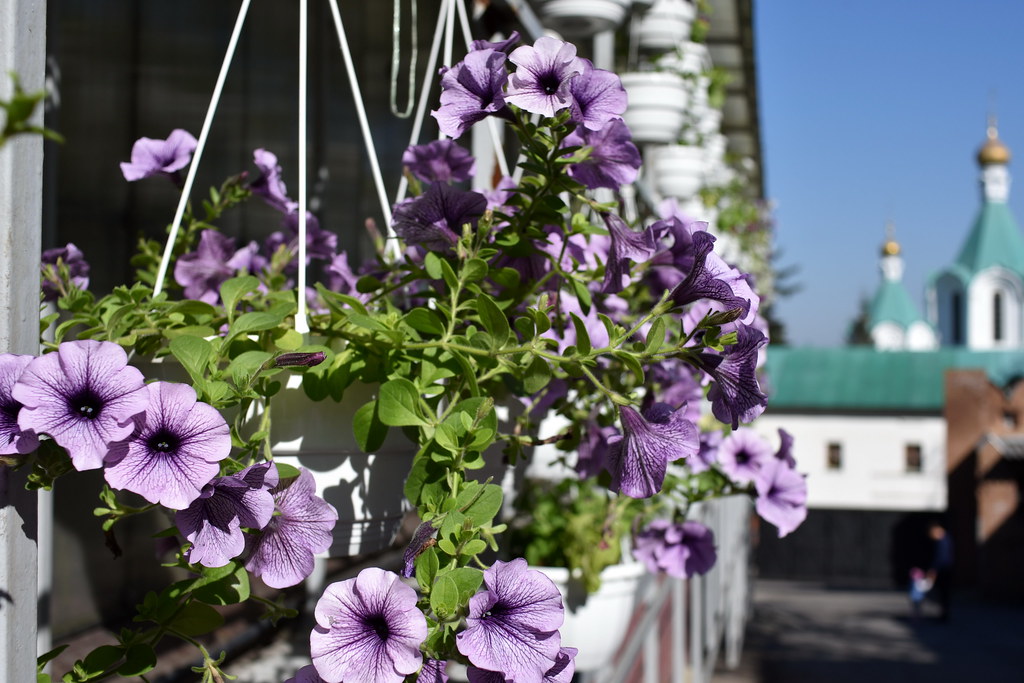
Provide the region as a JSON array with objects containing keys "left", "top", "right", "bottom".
[{"left": 754, "top": 1, "right": 1024, "bottom": 346}]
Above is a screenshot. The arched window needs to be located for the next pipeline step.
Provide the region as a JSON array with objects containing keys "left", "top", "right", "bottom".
[
  {"left": 994, "top": 291, "right": 1004, "bottom": 341},
  {"left": 951, "top": 290, "right": 963, "bottom": 345}
]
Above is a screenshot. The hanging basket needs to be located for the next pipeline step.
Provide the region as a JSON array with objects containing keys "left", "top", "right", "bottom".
[
  {"left": 638, "top": 0, "right": 696, "bottom": 52},
  {"left": 620, "top": 72, "right": 689, "bottom": 144},
  {"left": 535, "top": 561, "right": 648, "bottom": 672},
  {"left": 260, "top": 376, "right": 415, "bottom": 557},
  {"left": 652, "top": 143, "right": 706, "bottom": 200},
  {"left": 535, "top": 0, "right": 632, "bottom": 37}
]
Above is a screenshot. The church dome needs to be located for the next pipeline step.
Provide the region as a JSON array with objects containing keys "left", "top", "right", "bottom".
[
  {"left": 881, "top": 239, "right": 900, "bottom": 256},
  {"left": 978, "top": 125, "right": 1011, "bottom": 166}
]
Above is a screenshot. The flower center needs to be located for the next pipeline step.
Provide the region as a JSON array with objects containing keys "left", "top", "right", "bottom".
[
  {"left": 365, "top": 614, "right": 390, "bottom": 641},
  {"left": 147, "top": 428, "right": 180, "bottom": 454},
  {"left": 735, "top": 449, "right": 750, "bottom": 464},
  {"left": 71, "top": 390, "right": 103, "bottom": 420},
  {"left": 539, "top": 73, "right": 561, "bottom": 96}
]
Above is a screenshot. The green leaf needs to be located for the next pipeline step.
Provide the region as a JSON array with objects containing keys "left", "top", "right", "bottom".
[
  {"left": 438, "top": 258, "right": 459, "bottom": 289},
  {"left": 377, "top": 378, "right": 428, "bottom": 427},
  {"left": 430, "top": 575, "right": 459, "bottom": 619},
  {"left": 81, "top": 645, "right": 122, "bottom": 678},
  {"left": 612, "top": 350, "right": 645, "bottom": 385},
  {"left": 229, "top": 311, "right": 285, "bottom": 339},
  {"left": 227, "top": 350, "right": 273, "bottom": 389},
  {"left": 570, "top": 312, "right": 591, "bottom": 355},
  {"left": 415, "top": 546, "right": 440, "bottom": 594},
  {"left": 117, "top": 644, "right": 156, "bottom": 677},
  {"left": 37, "top": 645, "right": 69, "bottom": 671},
  {"left": 168, "top": 335, "right": 213, "bottom": 387},
  {"left": 463, "top": 258, "right": 488, "bottom": 282},
  {"left": 424, "top": 252, "right": 444, "bottom": 280},
  {"left": 168, "top": 600, "right": 224, "bottom": 636},
  {"left": 191, "top": 564, "right": 251, "bottom": 605},
  {"left": 457, "top": 483, "right": 503, "bottom": 527},
  {"left": 447, "top": 567, "right": 483, "bottom": 604},
  {"left": 275, "top": 462, "right": 301, "bottom": 481},
  {"left": 405, "top": 308, "right": 446, "bottom": 336},
  {"left": 476, "top": 294, "right": 510, "bottom": 347},
  {"left": 645, "top": 316, "right": 666, "bottom": 355},
  {"left": 460, "top": 539, "right": 487, "bottom": 557},
  {"left": 523, "top": 355, "right": 551, "bottom": 395},
  {"left": 220, "top": 275, "right": 260, "bottom": 313},
  {"left": 437, "top": 537, "right": 457, "bottom": 555},
  {"left": 353, "top": 400, "right": 390, "bottom": 453}
]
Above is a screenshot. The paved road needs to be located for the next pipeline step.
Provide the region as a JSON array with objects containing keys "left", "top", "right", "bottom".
[{"left": 715, "top": 580, "right": 1024, "bottom": 683}]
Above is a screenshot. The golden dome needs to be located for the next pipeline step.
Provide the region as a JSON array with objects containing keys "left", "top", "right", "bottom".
[
  {"left": 978, "top": 125, "right": 1011, "bottom": 166},
  {"left": 882, "top": 239, "right": 901, "bottom": 256}
]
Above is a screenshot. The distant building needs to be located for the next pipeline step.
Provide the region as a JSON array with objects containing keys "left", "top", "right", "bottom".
[{"left": 757, "top": 126, "right": 1024, "bottom": 593}]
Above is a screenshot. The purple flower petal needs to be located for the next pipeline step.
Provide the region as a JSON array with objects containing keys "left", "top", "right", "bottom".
[
  {"left": 310, "top": 567, "right": 427, "bottom": 683},
  {"left": 695, "top": 325, "right": 768, "bottom": 429},
  {"left": 175, "top": 230, "right": 253, "bottom": 304},
  {"left": 285, "top": 665, "right": 325, "bottom": 683},
  {"left": 606, "top": 404, "right": 698, "bottom": 498},
  {"left": 391, "top": 183, "right": 487, "bottom": 251},
  {"left": 505, "top": 37, "right": 583, "bottom": 117},
  {"left": 432, "top": 49, "right": 511, "bottom": 139},
  {"left": 13, "top": 340, "right": 148, "bottom": 471},
  {"left": 569, "top": 59, "right": 627, "bottom": 131},
  {"left": 419, "top": 659, "right": 450, "bottom": 682},
  {"left": 104, "top": 381, "right": 230, "bottom": 510},
  {"left": 245, "top": 468, "right": 338, "bottom": 589},
  {"left": 457, "top": 558, "right": 564, "bottom": 681},
  {"left": 250, "top": 148, "right": 292, "bottom": 212},
  {"left": 175, "top": 462, "right": 278, "bottom": 567},
  {"left": 755, "top": 457, "right": 808, "bottom": 538},
  {"left": 402, "top": 139, "right": 476, "bottom": 183},
  {"left": 565, "top": 119, "right": 641, "bottom": 190},
  {"left": 601, "top": 213, "right": 658, "bottom": 294},
  {"left": 120, "top": 129, "right": 197, "bottom": 181},
  {"left": 634, "top": 520, "right": 717, "bottom": 578},
  {"left": 716, "top": 427, "right": 772, "bottom": 484},
  {"left": 40, "top": 243, "right": 90, "bottom": 302},
  {"left": 0, "top": 354, "right": 38, "bottom": 455}
]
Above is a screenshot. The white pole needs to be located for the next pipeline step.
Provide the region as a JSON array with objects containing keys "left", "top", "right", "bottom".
[
  {"left": 0, "top": 0, "right": 45, "bottom": 679},
  {"left": 296, "top": 0, "right": 310, "bottom": 334}
]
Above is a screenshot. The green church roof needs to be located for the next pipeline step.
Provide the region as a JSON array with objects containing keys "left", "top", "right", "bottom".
[
  {"left": 869, "top": 279, "right": 926, "bottom": 328},
  {"left": 952, "top": 201, "right": 1024, "bottom": 277},
  {"left": 765, "top": 347, "right": 1024, "bottom": 413}
]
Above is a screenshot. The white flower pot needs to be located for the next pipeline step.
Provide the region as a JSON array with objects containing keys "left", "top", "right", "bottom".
[
  {"left": 697, "top": 106, "right": 723, "bottom": 137},
  {"left": 638, "top": 0, "right": 696, "bottom": 52},
  {"left": 620, "top": 72, "right": 688, "bottom": 144},
  {"left": 263, "top": 376, "right": 415, "bottom": 557},
  {"left": 653, "top": 144, "right": 706, "bottom": 200},
  {"left": 536, "top": 562, "right": 648, "bottom": 672},
  {"left": 535, "top": 0, "right": 631, "bottom": 37}
]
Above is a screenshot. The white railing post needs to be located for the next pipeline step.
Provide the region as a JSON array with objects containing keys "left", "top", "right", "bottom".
[{"left": 0, "top": 0, "right": 46, "bottom": 679}]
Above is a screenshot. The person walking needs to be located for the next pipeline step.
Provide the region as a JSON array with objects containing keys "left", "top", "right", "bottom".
[{"left": 927, "top": 521, "right": 953, "bottom": 621}]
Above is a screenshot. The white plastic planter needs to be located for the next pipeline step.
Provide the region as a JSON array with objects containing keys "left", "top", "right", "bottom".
[
  {"left": 535, "top": 0, "right": 631, "bottom": 37},
  {"left": 697, "top": 105, "right": 723, "bottom": 137},
  {"left": 536, "top": 561, "right": 648, "bottom": 672},
  {"left": 620, "top": 72, "right": 688, "bottom": 144},
  {"left": 653, "top": 144, "right": 705, "bottom": 200},
  {"left": 638, "top": 0, "right": 696, "bottom": 52},
  {"left": 263, "top": 376, "right": 415, "bottom": 557}
]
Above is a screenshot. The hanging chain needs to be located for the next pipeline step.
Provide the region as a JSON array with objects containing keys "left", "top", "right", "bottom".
[{"left": 390, "top": 0, "right": 418, "bottom": 118}]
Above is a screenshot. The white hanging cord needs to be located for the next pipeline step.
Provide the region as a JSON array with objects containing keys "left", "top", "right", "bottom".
[
  {"left": 454, "top": 0, "right": 510, "bottom": 180},
  {"left": 326, "top": 0, "right": 399, "bottom": 260},
  {"left": 390, "top": 0, "right": 418, "bottom": 118},
  {"left": 295, "top": 0, "right": 310, "bottom": 334},
  {"left": 395, "top": 0, "right": 450, "bottom": 204},
  {"left": 153, "top": 0, "right": 252, "bottom": 298}
]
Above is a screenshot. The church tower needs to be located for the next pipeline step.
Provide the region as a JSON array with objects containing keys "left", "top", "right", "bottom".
[
  {"left": 867, "top": 225, "right": 937, "bottom": 350},
  {"left": 928, "top": 122, "right": 1024, "bottom": 349}
]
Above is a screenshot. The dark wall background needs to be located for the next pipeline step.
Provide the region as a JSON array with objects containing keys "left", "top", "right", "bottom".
[{"left": 757, "top": 508, "right": 941, "bottom": 590}]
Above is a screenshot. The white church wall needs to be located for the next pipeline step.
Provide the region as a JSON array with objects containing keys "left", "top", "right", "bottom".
[
  {"left": 755, "top": 413, "right": 946, "bottom": 511},
  {"left": 967, "top": 267, "right": 1023, "bottom": 349}
]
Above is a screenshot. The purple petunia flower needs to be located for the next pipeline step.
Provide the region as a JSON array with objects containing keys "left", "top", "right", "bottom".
[
  {"left": 470, "top": 31, "right": 521, "bottom": 54},
  {"left": 457, "top": 558, "right": 564, "bottom": 681},
  {"left": 716, "top": 427, "right": 772, "bottom": 484},
  {"left": 601, "top": 213, "right": 658, "bottom": 294},
  {"left": 775, "top": 428, "right": 796, "bottom": 468},
  {"left": 0, "top": 354, "right": 39, "bottom": 455},
  {"left": 41, "top": 243, "right": 90, "bottom": 302},
  {"left": 648, "top": 359, "right": 702, "bottom": 423},
  {"left": 402, "top": 139, "right": 476, "bottom": 183},
  {"left": 282, "top": 203, "right": 338, "bottom": 261},
  {"left": 13, "top": 340, "right": 148, "bottom": 471},
  {"left": 104, "top": 381, "right": 230, "bottom": 510},
  {"left": 310, "top": 567, "right": 428, "bottom": 683},
  {"left": 576, "top": 421, "right": 620, "bottom": 480},
  {"left": 564, "top": 119, "right": 641, "bottom": 190},
  {"left": 606, "top": 403, "right": 699, "bottom": 499},
  {"left": 467, "top": 667, "right": 505, "bottom": 683},
  {"left": 120, "top": 129, "right": 197, "bottom": 182},
  {"left": 569, "top": 58, "right": 627, "bottom": 131},
  {"left": 432, "top": 49, "right": 511, "bottom": 139},
  {"left": 668, "top": 230, "right": 753, "bottom": 320},
  {"left": 690, "top": 430, "right": 723, "bottom": 474},
  {"left": 391, "top": 182, "right": 487, "bottom": 251},
  {"left": 175, "top": 462, "right": 278, "bottom": 567},
  {"left": 401, "top": 518, "right": 439, "bottom": 578},
  {"left": 250, "top": 148, "right": 292, "bottom": 212},
  {"left": 505, "top": 37, "right": 584, "bottom": 117},
  {"left": 175, "top": 230, "right": 257, "bottom": 304},
  {"left": 694, "top": 324, "right": 768, "bottom": 429},
  {"left": 419, "top": 659, "right": 449, "bottom": 682},
  {"left": 285, "top": 665, "right": 325, "bottom": 683},
  {"left": 633, "top": 519, "right": 717, "bottom": 579},
  {"left": 755, "top": 456, "right": 808, "bottom": 538},
  {"left": 467, "top": 646, "right": 576, "bottom": 683},
  {"left": 245, "top": 467, "right": 338, "bottom": 589}
]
